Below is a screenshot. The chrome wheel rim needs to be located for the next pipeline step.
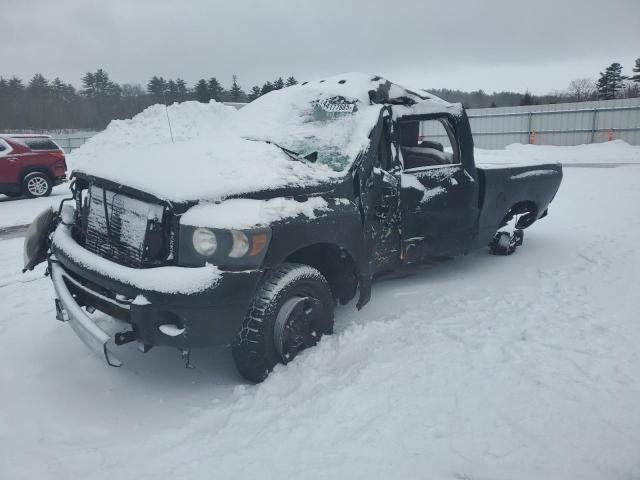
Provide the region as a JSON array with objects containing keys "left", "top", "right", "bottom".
[{"left": 27, "top": 176, "right": 48, "bottom": 196}]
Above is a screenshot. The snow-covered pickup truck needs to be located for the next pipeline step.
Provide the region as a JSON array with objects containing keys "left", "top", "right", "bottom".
[{"left": 24, "top": 73, "right": 562, "bottom": 382}]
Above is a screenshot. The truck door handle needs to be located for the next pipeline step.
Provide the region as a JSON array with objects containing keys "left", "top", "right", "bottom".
[{"left": 7, "top": 157, "right": 18, "bottom": 162}]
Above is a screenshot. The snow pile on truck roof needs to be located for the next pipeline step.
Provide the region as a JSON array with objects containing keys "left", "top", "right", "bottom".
[{"left": 68, "top": 73, "right": 458, "bottom": 202}]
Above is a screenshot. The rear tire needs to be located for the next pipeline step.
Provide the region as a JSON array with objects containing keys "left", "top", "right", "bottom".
[
  {"left": 489, "top": 229, "right": 524, "bottom": 255},
  {"left": 232, "top": 263, "right": 335, "bottom": 383},
  {"left": 22, "top": 172, "right": 52, "bottom": 198}
]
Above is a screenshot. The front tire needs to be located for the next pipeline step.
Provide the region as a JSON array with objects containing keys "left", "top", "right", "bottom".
[
  {"left": 232, "top": 263, "right": 335, "bottom": 383},
  {"left": 22, "top": 172, "right": 52, "bottom": 198}
]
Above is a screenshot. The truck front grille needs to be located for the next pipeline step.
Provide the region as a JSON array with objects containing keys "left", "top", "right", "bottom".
[{"left": 84, "top": 185, "right": 166, "bottom": 267}]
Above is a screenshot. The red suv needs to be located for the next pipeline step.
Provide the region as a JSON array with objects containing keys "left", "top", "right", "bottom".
[{"left": 0, "top": 134, "right": 67, "bottom": 198}]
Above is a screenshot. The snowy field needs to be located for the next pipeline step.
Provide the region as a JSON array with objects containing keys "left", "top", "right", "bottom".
[
  {"left": 1, "top": 98, "right": 639, "bottom": 478},
  {"left": 1, "top": 162, "right": 639, "bottom": 479}
]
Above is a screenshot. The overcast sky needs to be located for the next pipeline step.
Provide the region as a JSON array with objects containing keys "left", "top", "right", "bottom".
[{"left": 1, "top": 0, "right": 638, "bottom": 94}]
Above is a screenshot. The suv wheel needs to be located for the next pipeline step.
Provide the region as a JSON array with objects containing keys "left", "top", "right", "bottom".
[
  {"left": 22, "top": 172, "right": 52, "bottom": 198},
  {"left": 232, "top": 263, "right": 335, "bottom": 383}
]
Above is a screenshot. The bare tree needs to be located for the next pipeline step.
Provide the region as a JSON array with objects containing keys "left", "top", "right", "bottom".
[
  {"left": 566, "top": 78, "right": 595, "bottom": 101},
  {"left": 624, "top": 80, "right": 640, "bottom": 99}
]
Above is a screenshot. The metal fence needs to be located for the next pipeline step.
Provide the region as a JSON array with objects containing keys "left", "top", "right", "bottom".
[
  {"left": 49, "top": 98, "right": 640, "bottom": 153},
  {"left": 421, "top": 97, "right": 640, "bottom": 149},
  {"left": 51, "top": 135, "right": 96, "bottom": 153}
]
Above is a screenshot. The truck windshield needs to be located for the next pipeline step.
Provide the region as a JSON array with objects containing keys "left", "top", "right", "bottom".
[{"left": 236, "top": 91, "right": 382, "bottom": 173}]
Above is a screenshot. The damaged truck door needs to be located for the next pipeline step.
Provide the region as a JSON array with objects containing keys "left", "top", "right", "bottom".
[
  {"left": 358, "top": 112, "right": 401, "bottom": 281},
  {"left": 399, "top": 114, "right": 480, "bottom": 261}
]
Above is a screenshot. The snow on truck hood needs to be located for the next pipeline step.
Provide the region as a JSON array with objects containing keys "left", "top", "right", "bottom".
[{"left": 69, "top": 72, "right": 457, "bottom": 202}]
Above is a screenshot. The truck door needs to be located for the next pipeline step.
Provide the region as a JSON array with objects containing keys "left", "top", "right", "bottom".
[
  {"left": 398, "top": 115, "right": 479, "bottom": 261},
  {"left": 357, "top": 114, "right": 401, "bottom": 276}
]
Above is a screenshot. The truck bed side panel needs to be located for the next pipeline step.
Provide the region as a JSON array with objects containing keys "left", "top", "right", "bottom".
[{"left": 476, "top": 163, "right": 562, "bottom": 248}]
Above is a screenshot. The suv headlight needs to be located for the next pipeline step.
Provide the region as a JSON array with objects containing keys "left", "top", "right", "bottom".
[{"left": 179, "top": 226, "right": 271, "bottom": 268}]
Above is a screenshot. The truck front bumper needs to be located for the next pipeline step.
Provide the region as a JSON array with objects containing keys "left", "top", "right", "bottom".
[
  {"left": 51, "top": 262, "right": 124, "bottom": 366},
  {"left": 49, "top": 226, "right": 263, "bottom": 366}
]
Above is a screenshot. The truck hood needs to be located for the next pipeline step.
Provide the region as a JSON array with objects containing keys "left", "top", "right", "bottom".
[{"left": 72, "top": 135, "right": 344, "bottom": 203}]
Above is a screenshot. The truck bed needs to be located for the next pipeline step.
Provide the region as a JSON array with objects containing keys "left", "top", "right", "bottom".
[{"left": 475, "top": 162, "right": 563, "bottom": 247}]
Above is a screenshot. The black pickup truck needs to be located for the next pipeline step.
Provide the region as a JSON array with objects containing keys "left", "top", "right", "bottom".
[{"left": 24, "top": 73, "right": 562, "bottom": 382}]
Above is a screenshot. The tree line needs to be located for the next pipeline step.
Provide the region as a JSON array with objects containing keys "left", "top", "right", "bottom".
[
  {"left": 433, "top": 60, "right": 640, "bottom": 108},
  {"left": 0, "top": 70, "right": 299, "bottom": 132},
  {"left": 1, "top": 59, "right": 638, "bottom": 131}
]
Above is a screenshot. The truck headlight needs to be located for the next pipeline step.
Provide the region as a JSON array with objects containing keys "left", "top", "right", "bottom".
[
  {"left": 229, "top": 230, "right": 249, "bottom": 258},
  {"left": 179, "top": 226, "right": 271, "bottom": 268},
  {"left": 192, "top": 228, "right": 218, "bottom": 256}
]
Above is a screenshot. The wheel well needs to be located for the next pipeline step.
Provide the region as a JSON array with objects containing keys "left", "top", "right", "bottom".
[
  {"left": 500, "top": 200, "right": 538, "bottom": 229},
  {"left": 284, "top": 243, "right": 358, "bottom": 305}
]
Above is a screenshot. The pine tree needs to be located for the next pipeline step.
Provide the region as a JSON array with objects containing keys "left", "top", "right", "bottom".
[
  {"left": 81, "top": 72, "right": 96, "bottom": 97},
  {"left": 166, "top": 80, "right": 178, "bottom": 104},
  {"left": 273, "top": 77, "right": 285, "bottom": 90},
  {"left": 175, "top": 78, "right": 188, "bottom": 101},
  {"left": 597, "top": 62, "right": 627, "bottom": 99},
  {"left": 248, "top": 85, "right": 262, "bottom": 102},
  {"left": 519, "top": 91, "right": 534, "bottom": 106},
  {"left": 93, "top": 69, "right": 120, "bottom": 97},
  {"left": 631, "top": 58, "right": 640, "bottom": 83},
  {"left": 147, "top": 76, "right": 168, "bottom": 101},
  {"left": 8, "top": 77, "right": 25, "bottom": 92},
  {"left": 230, "top": 75, "right": 244, "bottom": 101},
  {"left": 207, "top": 77, "right": 224, "bottom": 102},
  {"left": 28, "top": 74, "right": 49, "bottom": 95},
  {"left": 260, "top": 81, "right": 274, "bottom": 96},
  {"left": 51, "top": 78, "right": 76, "bottom": 103},
  {"left": 285, "top": 76, "right": 298, "bottom": 87},
  {"left": 194, "top": 79, "right": 210, "bottom": 103}
]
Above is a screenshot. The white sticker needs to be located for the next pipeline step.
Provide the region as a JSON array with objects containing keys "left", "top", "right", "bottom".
[{"left": 317, "top": 97, "right": 357, "bottom": 113}]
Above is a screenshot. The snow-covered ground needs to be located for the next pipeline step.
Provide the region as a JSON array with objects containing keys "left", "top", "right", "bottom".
[
  {"left": 0, "top": 185, "right": 68, "bottom": 230},
  {"left": 1, "top": 164, "right": 639, "bottom": 479},
  {"left": 475, "top": 139, "right": 640, "bottom": 165}
]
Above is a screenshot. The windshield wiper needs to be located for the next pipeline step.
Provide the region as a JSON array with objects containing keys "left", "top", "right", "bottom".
[{"left": 245, "top": 138, "right": 317, "bottom": 163}]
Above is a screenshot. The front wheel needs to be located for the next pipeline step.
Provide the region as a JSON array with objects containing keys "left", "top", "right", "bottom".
[
  {"left": 22, "top": 172, "right": 52, "bottom": 198},
  {"left": 232, "top": 263, "right": 335, "bottom": 383}
]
